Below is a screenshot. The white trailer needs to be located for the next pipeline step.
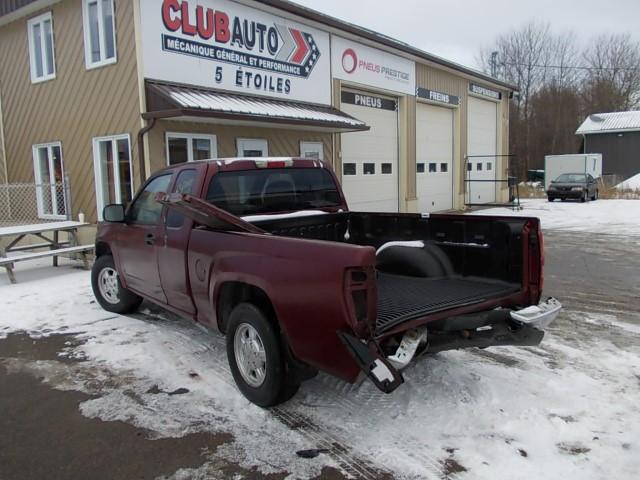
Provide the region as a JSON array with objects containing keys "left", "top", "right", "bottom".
[{"left": 544, "top": 154, "right": 603, "bottom": 190}]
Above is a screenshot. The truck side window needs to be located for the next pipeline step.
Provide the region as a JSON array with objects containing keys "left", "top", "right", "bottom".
[
  {"left": 167, "top": 169, "right": 197, "bottom": 228},
  {"left": 128, "top": 174, "right": 172, "bottom": 225}
]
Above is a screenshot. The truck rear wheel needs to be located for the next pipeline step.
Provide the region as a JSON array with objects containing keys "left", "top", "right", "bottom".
[
  {"left": 226, "top": 303, "right": 299, "bottom": 407},
  {"left": 91, "top": 255, "right": 143, "bottom": 314}
]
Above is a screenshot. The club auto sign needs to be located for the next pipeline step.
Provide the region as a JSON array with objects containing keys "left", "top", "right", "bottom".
[{"left": 140, "top": 0, "right": 331, "bottom": 104}]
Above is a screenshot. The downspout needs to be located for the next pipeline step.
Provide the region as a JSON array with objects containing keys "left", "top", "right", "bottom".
[
  {"left": 137, "top": 117, "right": 156, "bottom": 183},
  {"left": 0, "top": 84, "right": 8, "bottom": 185}
]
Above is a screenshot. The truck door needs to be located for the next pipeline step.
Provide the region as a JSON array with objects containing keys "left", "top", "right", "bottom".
[
  {"left": 118, "top": 173, "right": 172, "bottom": 303},
  {"left": 157, "top": 165, "right": 207, "bottom": 316}
]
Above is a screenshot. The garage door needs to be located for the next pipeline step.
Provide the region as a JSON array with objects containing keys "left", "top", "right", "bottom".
[
  {"left": 416, "top": 103, "right": 454, "bottom": 212},
  {"left": 467, "top": 96, "right": 498, "bottom": 204},
  {"left": 340, "top": 91, "right": 399, "bottom": 212}
]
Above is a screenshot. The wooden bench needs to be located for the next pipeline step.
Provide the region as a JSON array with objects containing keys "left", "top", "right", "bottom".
[{"left": 0, "top": 245, "right": 94, "bottom": 284}]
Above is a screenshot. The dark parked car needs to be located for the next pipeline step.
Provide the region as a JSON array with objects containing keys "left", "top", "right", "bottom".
[
  {"left": 547, "top": 173, "right": 599, "bottom": 202},
  {"left": 91, "top": 158, "right": 561, "bottom": 406}
]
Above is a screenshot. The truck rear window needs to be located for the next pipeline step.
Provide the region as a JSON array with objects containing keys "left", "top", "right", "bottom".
[{"left": 206, "top": 168, "right": 342, "bottom": 216}]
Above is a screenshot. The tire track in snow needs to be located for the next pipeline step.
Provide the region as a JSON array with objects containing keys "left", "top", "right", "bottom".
[
  {"left": 293, "top": 374, "right": 464, "bottom": 480},
  {"left": 139, "top": 311, "right": 393, "bottom": 479}
]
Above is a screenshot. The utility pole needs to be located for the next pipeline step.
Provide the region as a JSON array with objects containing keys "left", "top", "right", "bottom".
[{"left": 490, "top": 51, "right": 499, "bottom": 78}]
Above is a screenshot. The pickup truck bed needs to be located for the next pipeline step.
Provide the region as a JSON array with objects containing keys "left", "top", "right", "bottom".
[
  {"left": 252, "top": 211, "right": 529, "bottom": 336},
  {"left": 376, "top": 273, "right": 520, "bottom": 334}
]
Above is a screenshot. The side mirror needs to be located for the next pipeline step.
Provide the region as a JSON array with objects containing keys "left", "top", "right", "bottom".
[{"left": 103, "top": 204, "right": 125, "bottom": 223}]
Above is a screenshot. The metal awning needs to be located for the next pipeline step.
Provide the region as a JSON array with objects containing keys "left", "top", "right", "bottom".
[{"left": 143, "top": 81, "right": 369, "bottom": 133}]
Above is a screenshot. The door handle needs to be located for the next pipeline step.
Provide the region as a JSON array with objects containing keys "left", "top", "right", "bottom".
[{"left": 145, "top": 233, "right": 155, "bottom": 246}]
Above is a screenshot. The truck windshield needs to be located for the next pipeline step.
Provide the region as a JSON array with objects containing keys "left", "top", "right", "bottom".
[
  {"left": 555, "top": 174, "right": 586, "bottom": 183},
  {"left": 206, "top": 168, "right": 342, "bottom": 216}
]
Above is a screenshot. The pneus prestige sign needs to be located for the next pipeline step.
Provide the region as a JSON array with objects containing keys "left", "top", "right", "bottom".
[
  {"left": 140, "top": 0, "right": 331, "bottom": 104},
  {"left": 331, "top": 36, "right": 415, "bottom": 96}
]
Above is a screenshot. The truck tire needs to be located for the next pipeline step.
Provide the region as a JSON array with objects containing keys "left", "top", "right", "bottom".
[
  {"left": 91, "top": 255, "right": 143, "bottom": 314},
  {"left": 226, "top": 303, "right": 299, "bottom": 407}
]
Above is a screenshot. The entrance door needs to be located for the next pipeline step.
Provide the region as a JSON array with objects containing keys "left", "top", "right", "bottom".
[
  {"left": 32, "top": 142, "right": 67, "bottom": 219},
  {"left": 416, "top": 104, "right": 454, "bottom": 212},
  {"left": 467, "top": 96, "right": 498, "bottom": 204},
  {"left": 340, "top": 91, "right": 399, "bottom": 212},
  {"left": 237, "top": 138, "right": 268, "bottom": 158},
  {"left": 92, "top": 135, "right": 134, "bottom": 221}
]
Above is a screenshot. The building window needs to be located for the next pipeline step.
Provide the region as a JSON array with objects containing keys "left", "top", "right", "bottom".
[
  {"left": 486, "top": 162, "right": 492, "bottom": 171},
  {"left": 300, "top": 141, "right": 324, "bottom": 160},
  {"left": 429, "top": 163, "right": 437, "bottom": 173},
  {"left": 417, "top": 163, "right": 425, "bottom": 174},
  {"left": 27, "top": 12, "right": 56, "bottom": 83},
  {"left": 343, "top": 163, "right": 356, "bottom": 176},
  {"left": 166, "top": 133, "right": 217, "bottom": 166},
  {"left": 237, "top": 138, "right": 268, "bottom": 158},
  {"left": 477, "top": 163, "right": 483, "bottom": 171},
  {"left": 467, "top": 163, "right": 472, "bottom": 172},
  {"left": 82, "top": 0, "right": 116, "bottom": 69},
  {"left": 440, "top": 163, "right": 449, "bottom": 173},
  {"left": 32, "top": 142, "right": 66, "bottom": 219},
  {"left": 92, "top": 134, "right": 133, "bottom": 220},
  {"left": 381, "top": 163, "right": 392, "bottom": 174},
  {"left": 363, "top": 163, "right": 375, "bottom": 175}
]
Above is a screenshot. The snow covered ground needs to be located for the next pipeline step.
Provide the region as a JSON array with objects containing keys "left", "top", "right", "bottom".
[
  {"left": 616, "top": 173, "right": 640, "bottom": 190},
  {"left": 470, "top": 199, "right": 640, "bottom": 236},
  {"left": 1, "top": 254, "right": 639, "bottom": 479},
  {"left": 1, "top": 200, "right": 640, "bottom": 478}
]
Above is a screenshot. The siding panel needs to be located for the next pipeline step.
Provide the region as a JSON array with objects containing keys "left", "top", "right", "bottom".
[
  {"left": 0, "top": 0, "right": 140, "bottom": 223},
  {"left": 585, "top": 132, "right": 640, "bottom": 180}
]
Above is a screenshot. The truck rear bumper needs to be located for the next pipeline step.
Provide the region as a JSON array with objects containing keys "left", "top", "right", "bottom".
[{"left": 339, "top": 298, "right": 562, "bottom": 394}]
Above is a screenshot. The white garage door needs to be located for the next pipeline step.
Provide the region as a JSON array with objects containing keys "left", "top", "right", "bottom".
[
  {"left": 467, "top": 96, "right": 498, "bottom": 204},
  {"left": 340, "top": 91, "right": 399, "bottom": 212},
  {"left": 416, "top": 103, "right": 454, "bottom": 213}
]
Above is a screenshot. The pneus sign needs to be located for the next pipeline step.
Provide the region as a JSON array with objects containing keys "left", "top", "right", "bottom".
[
  {"left": 331, "top": 36, "right": 415, "bottom": 96},
  {"left": 140, "top": 0, "right": 331, "bottom": 104}
]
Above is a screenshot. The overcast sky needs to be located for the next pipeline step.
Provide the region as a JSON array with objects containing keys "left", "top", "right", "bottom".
[{"left": 290, "top": 0, "right": 640, "bottom": 71}]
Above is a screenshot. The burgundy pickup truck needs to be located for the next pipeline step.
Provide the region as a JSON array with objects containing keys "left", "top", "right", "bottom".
[{"left": 92, "top": 158, "right": 561, "bottom": 406}]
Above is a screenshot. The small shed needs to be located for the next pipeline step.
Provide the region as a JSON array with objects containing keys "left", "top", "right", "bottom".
[{"left": 576, "top": 111, "right": 640, "bottom": 184}]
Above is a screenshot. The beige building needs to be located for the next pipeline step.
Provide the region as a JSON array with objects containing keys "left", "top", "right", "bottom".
[{"left": 0, "top": 0, "right": 516, "bottom": 225}]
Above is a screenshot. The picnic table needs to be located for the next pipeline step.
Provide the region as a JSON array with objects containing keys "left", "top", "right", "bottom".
[{"left": 0, "top": 221, "right": 93, "bottom": 283}]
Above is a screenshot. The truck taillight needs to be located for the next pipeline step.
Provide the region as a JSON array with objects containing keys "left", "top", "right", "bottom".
[
  {"left": 528, "top": 225, "right": 544, "bottom": 304},
  {"left": 345, "top": 267, "right": 376, "bottom": 336},
  {"left": 538, "top": 229, "right": 545, "bottom": 294}
]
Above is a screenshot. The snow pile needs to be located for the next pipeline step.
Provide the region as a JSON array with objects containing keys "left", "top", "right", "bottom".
[
  {"left": 470, "top": 199, "right": 640, "bottom": 236},
  {"left": 2, "top": 262, "right": 640, "bottom": 478},
  {"left": 616, "top": 173, "right": 640, "bottom": 190}
]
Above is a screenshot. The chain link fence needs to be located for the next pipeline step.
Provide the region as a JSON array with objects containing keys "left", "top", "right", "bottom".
[{"left": 0, "top": 178, "right": 71, "bottom": 227}]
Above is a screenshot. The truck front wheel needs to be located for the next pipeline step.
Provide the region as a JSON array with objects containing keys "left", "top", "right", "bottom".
[
  {"left": 91, "top": 255, "right": 143, "bottom": 314},
  {"left": 226, "top": 303, "right": 299, "bottom": 407}
]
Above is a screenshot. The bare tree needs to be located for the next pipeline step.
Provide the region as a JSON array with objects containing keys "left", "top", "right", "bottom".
[
  {"left": 582, "top": 34, "right": 640, "bottom": 112},
  {"left": 479, "top": 26, "right": 640, "bottom": 178},
  {"left": 478, "top": 21, "right": 559, "bottom": 177}
]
